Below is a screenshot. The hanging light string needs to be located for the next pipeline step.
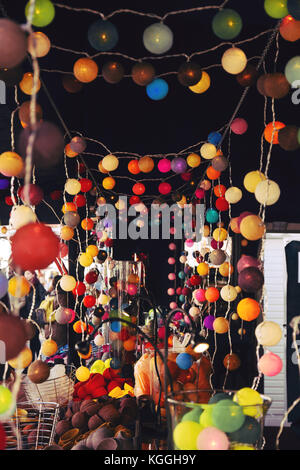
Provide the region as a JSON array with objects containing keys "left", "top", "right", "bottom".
[
  {"left": 47, "top": 28, "right": 274, "bottom": 64},
  {"left": 53, "top": 0, "right": 229, "bottom": 23}
]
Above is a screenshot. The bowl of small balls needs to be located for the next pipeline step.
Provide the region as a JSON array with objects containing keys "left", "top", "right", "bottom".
[{"left": 167, "top": 388, "right": 272, "bottom": 451}]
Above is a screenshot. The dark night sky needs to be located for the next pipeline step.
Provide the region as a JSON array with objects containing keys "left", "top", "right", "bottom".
[{"left": 0, "top": 0, "right": 299, "bottom": 306}]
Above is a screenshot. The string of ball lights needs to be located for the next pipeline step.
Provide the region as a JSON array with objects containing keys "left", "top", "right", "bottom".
[{"left": 47, "top": 28, "right": 274, "bottom": 64}]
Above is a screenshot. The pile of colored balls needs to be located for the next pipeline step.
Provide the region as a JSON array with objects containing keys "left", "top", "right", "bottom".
[
  {"left": 54, "top": 396, "right": 138, "bottom": 450},
  {"left": 73, "top": 368, "right": 134, "bottom": 401},
  {"left": 172, "top": 387, "right": 266, "bottom": 450}
]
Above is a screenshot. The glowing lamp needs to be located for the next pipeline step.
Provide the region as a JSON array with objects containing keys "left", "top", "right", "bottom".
[
  {"left": 73, "top": 58, "right": 98, "bottom": 83},
  {"left": 102, "top": 154, "right": 119, "bottom": 171},
  {"left": 264, "top": 121, "right": 286, "bottom": 144},
  {"left": 143, "top": 22, "right": 173, "bottom": 54},
  {"left": 19, "top": 72, "right": 41, "bottom": 95},
  {"left": 131, "top": 62, "right": 155, "bottom": 86},
  {"left": 221, "top": 47, "right": 247, "bottom": 75},
  {"left": 60, "top": 275, "right": 77, "bottom": 292},
  {"left": 189, "top": 71, "right": 211, "bottom": 93},
  {"left": 27, "top": 31, "right": 51, "bottom": 57},
  {"left": 264, "top": 0, "right": 289, "bottom": 18},
  {"left": 212, "top": 8, "right": 242, "bottom": 40},
  {"left": 200, "top": 143, "right": 217, "bottom": 159},
  {"left": 102, "top": 176, "right": 116, "bottom": 190},
  {"left": 88, "top": 19, "right": 119, "bottom": 52}
]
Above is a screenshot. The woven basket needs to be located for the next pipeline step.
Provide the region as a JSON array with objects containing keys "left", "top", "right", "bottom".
[{"left": 22, "top": 366, "right": 75, "bottom": 407}]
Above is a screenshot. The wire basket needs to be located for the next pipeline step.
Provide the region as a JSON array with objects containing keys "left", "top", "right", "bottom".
[
  {"left": 22, "top": 365, "right": 75, "bottom": 407},
  {"left": 2, "top": 402, "right": 60, "bottom": 450}
]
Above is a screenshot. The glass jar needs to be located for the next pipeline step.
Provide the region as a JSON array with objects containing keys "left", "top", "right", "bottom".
[{"left": 167, "top": 389, "right": 272, "bottom": 451}]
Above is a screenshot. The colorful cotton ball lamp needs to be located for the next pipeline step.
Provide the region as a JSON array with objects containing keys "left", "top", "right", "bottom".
[
  {"left": 28, "top": 360, "right": 50, "bottom": 383},
  {"left": 258, "top": 351, "right": 283, "bottom": 376},
  {"left": 143, "top": 22, "right": 173, "bottom": 54},
  {"left": 197, "top": 427, "right": 229, "bottom": 450},
  {"left": 102, "top": 61, "right": 124, "bottom": 84},
  {"left": 255, "top": 321, "right": 282, "bottom": 347},
  {"left": 61, "top": 226, "right": 74, "bottom": 241},
  {"left": 103, "top": 176, "right": 116, "bottom": 190},
  {"left": 0, "top": 151, "right": 23, "bottom": 177},
  {"left": 41, "top": 339, "right": 58, "bottom": 357},
  {"left": 215, "top": 197, "right": 229, "bottom": 212},
  {"left": 187, "top": 153, "right": 201, "bottom": 168},
  {"left": 146, "top": 78, "right": 169, "bottom": 100},
  {"left": 220, "top": 285, "right": 237, "bottom": 302},
  {"left": 223, "top": 353, "right": 241, "bottom": 370},
  {"left": 213, "top": 317, "right": 229, "bottom": 334},
  {"left": 212, "top": 8, "right": 242, "bottom": 40},
  {"left": 243, "top": 171, "right": 266, "bottom": 193},
  {"left": 278, "top": 125, "right": 300, "bottom": 151},
  {"left": 200, "top": 143, "right": 217, "bottom": 159},
  {"left": 73, "top": 58, "right": 98, "bottom": 83},
  {"left": 231, "top": 118, "right": 248, "bottom": 135},
  {"left": 88, "top": 19, "right": 118, "bottom": 51},
  {"left": 25, "top": 0, "right": 55, "bottom": 27},
  {"left": 60, "top": 275, "right": 76, "bottom": 292},
  {"left": 138, "top": 156, "right": 154, "bottom": 173},
  {"left": 0, "top": 19, "right": 27, "bottom": 69},
  {"left": 64, "top": 179, "right": 81, "bottom": 196},
  {"left": 131, "top": 62, "right": 155, "bottom": 86},
  {"left": 158, "top": 158, "right": 171, "bottom": 173},
  {"left": 205, "top": 288, "right": 219, "bottom": 303},
  {"left": 211, "top": 156, "right": 228, "bottom": 172},
  {"left": 128, "top": 159, "right": 140, "bottom": 175},
  {"left": 236, "top": 64, "right": 258, "bottom": 87},
  {"left": 8, "top": 346, "right": 32, "bottom": 370},
  {"left": 233, "top": 387, "right": 263, "bottom": 418},
  {"left": 280, "top": 14, "right": 300, "bottom": 41},
  {"left": 238, "top": 267, "right": 264, "bottom": 292},
  {"left": 189, "top": 71, "right": 211, "bottom": 94},
  {"left": 212, "top": 399, "right": 245, "bottom": 433},
  {"left": 177, "top": 62, "right": 202, "bottom": 87},
  {"left": 79, "top": 252, "right": 93, "bottom": 267},
  {"left": 173, "top": 421, "right": 204, "bottom": 450},
  {"left": 76, "top": 366, "right": 91, "bottom": 382},
  {"left": 206, "top": 208, "right": 219, "bottom": 224},
  {"left": 257, "top": 72, "right": 290, "bottom": 99},
  {"left": 264, "top": 121, "right": 286, "bottom": 144},
  {"left": 176, "top": 353, "right": 193, "bottom": 370},
  {"left": 102, "top": 154, "right": 119, "bottom": 172},
  {"left": 240, "top": 215, "right": 265, "bottom": 241},
  {"left": 213, "top": 227, "right": 227, "bottom": 242},
  {"left": 237, "top": 298, "right": 261, "bottom": 321},
  {"left": 228, "top": 416, "right": 261, "bottom": 444},
  {"left": 27, "top": 31, "right": 51, "bottom": 58},
  {"left": 264, "top": 0, "right": 289, "bottom": 18},
  {"left": 209, "top": 249, "right": 226, "bottom": 266},
  {"left": 11, "top": 223, "right": 59, "bottom": 271},
  {"left": 0, "top": 386, "right": 15, "bottom": 417},
  {"left": 221, "top": 48, "right": 247, "bottom": 75},
  {"left": 225, "top": 186, "right": 242, "bottom": 204},
  {"left": 81, "top": 218, "right": 94, "bottom": 231},
  {"left": 158, "top": 182, "right": 171, "bottom": 195},
  {"left": 19, "top": 72, "right": 41, "bottom": 95}
]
